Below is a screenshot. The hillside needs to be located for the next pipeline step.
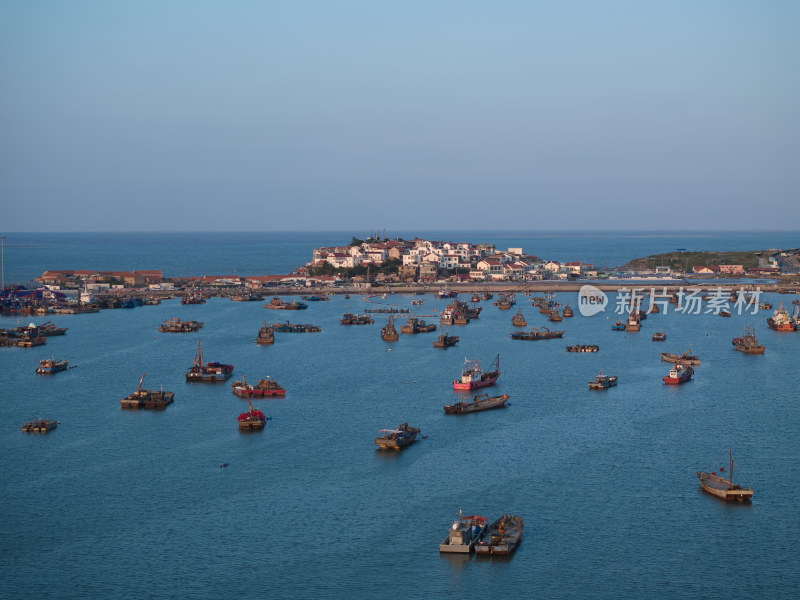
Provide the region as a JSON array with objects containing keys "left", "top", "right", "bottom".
[{"left": 624, "top": 250, "right": 763, "bottom": 271}]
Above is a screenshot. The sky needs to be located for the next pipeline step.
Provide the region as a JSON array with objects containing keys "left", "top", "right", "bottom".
[{"left": 1, "top": 0, "right": 798, "bottom": 232}]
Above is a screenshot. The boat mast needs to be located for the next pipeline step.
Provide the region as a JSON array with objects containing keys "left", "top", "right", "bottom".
[{"left": 729, "top": 449, "right": 733, "bottom": 489}]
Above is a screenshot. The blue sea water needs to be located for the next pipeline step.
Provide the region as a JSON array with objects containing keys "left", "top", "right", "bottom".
[{"left": 1, "top": 232, "right": 800, "bottom": 599}]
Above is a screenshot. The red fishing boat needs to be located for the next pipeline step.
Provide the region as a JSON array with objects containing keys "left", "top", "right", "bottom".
[
  {"left": 231, "top": 374, "right": 286, "bottom": 397},
  {"left": 452, "top": 355, "right": 500, "bottom": 390},
  {"left": 663, "top": 363, "right": 693, "bottom": 384}
]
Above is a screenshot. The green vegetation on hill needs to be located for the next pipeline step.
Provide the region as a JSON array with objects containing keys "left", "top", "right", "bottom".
[{"left": 625, "top": 250, "right": 762, "bottom": 272}]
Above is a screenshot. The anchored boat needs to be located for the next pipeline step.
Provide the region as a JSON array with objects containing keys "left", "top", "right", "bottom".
[
  {"left": 381, "top": 317, "right": 399, "bottom": 341},
  {"left": 439, "top": 510, "right": 488, "bottom": 553},
  {"left": 475, "top": 514, "right": 523, "bottom": 555},
  {"left": 663, "top": 363, "right": 693, "bottom": 384},
  {"left": 767, "top": 302, "right": 796, "bottom": 331},
  {"left": 255, "top": 320, "right": 275, "bottom": 344},
  {"left": 453, "top": 354, "right": 500, "bottom": 391},
  {"left": 510, "top": 327, "right": 564, "bottom": 340},
  {"left": 433, "top": 333, "right": 459, "bottom": 348},
  {"left": 444, "top": 393, "right": 509, "bottom": 414},
  {"left": 231, "top": 374, "right": 285, "bottom": 398},
  {"left": 696, "top": 450, "right": 753, "bottom": 502},
  {"left": 21, "top": 418, "right": 59, "bottom": 433},
  {"left": 661, "top": 350, "right": 700, "bottom": 365},
  {"left": 159, "top": 317, "right": 203, "bottom": 333},
  {"left": 185, "top": 341, "right": 234, "bottom": 382},
  {"left": 238, "top": 399, "right": 268, "bottom": 431},
  {"left": 120, "top": 374, "right": 174, "bottom": 409},
  {"left": 36, "top": 358, "right": 69, "bottom": 374},
  {"left": 732, "top": 327, "right": 764, "bottom": 354},
  {"left": 588, "top": 373, "right": 617, "bottom": 390},
  {"left": 374, "top": 422, "right": 420, "bottom": 450}
]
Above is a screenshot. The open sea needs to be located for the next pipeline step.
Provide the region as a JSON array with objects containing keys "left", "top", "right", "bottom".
[{"left": 1, "top": 230, "right": 799, "bottom": 599}]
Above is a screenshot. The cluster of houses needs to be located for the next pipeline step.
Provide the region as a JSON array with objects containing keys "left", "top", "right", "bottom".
[{"left": 311, "top": 238, "right": 595, "bottom": 282}]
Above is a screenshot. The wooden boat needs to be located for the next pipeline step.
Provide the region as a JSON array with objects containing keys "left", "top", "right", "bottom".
[
  {"left": 648, "top": 303, "right": 660, "bottom": 314},
  {"left": 439, "top": 510, "right": 488, "bottom": 553},
  {"left": 651, "top": 332, "right": 666, "bottom": 341},
  {"left": 36, "top": 358, "right": 69, "bottom": 374},
  {"left": 611, "top": 319, "right": 626, "bottom": 331},
  {"left": 340, "top": 313, "right": 374, "bottom": 325},
  {"left": 562, "top": 303, "right": 574, "bottom": 317},
  {"left": 4, "top": 321, "right": 68, "bottom": 337},
  {"left": 181, "top": 289, "right": 205, "bottom": 304},
  {"left": 719, "top": 310, "right": 731, "bottom": 317},
  {"left": 400, "top": 317, "right": 436, "bottom": 334},
  {"left": 17, "top": 336, "right": 46, "bottom": 347},
  {"left": 21, "top": 418, "right": 59, "bottom": 433},
  {"left": 732, "top": 327, "right": 764, "bottom": 354},
  {"left": 120, "top": 374, "right": 174, "bottom": 409},
  {"left": 264, "top": 297, "right": 308, "bottom": 310},
  {"left": 301, "top": 295, "right": 329, "bottom": 301},
  {"left": 453, "top": 354, "right": 500, "bottom": 390},
  {"left": 661, "top": 350, "right": 700, "bottom": 365},
  {"left": 231, "top": 374, "right": 285, "bottom": 398},
  {"left": 272, "top": 321, "right": 321, "bottom": 333},
  {"left": 588, "top": 373, "right": 617, "bottom": 390},
  {"left": 625, "top": 313, "right": 641, "bottom": 332},
  {"left": 767, "top": 302, "right": 796, "bottom": 331},
  {"left": 185, "top": 341, "right": 234, "bottom": 382},
  {"left": 548, "top": 309, "right": 563, "bottom": 322},
  {"left": 238, "top": 399, "right": 267, "bottom": 431},
  {"left": 381, "top": 317, "right": 399, "bottom": 341},
  {"left": 374, "top": 422, "right": 420, "bottom": 450},
  {"left": 475, "top": 514, "right": 523, "bottom": 555},
  {"left": 159, "top": 317, "right": 203, "bottom": 333},
  {"left": 444, "top": 393, "right": 509, "bottom": 414},
  {"left": 230, "top": 293, "right": 265, "bottom": 302},
  {"left": 433, "top": 333, "right": 459, "bottom": 348},
  {"left": 759, "top": 303, "right": 772, "bottom": 310},
  {"left": 255, "top": 320, "right": 274, "bottom": 344},
  {"left": 482, "top": 292, "right": 493, "bottom": 301},
  {"left": 566, "top": 345, "right": 598, "bottom": 352},
  {"left": 510, "top": 326, "right": 564, "bottom": 340},
  {"left": 663, "top": 363, "right": 693, "bottom": 384},
  {"left": 696, "top": 450, "right": 753, "bottom": 502}
]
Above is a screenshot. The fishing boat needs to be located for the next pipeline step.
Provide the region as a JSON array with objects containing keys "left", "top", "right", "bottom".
[
  {"left": 400, "top": 317, "right": 436, "bottom": 334},
  {"left": 648, "top": 303, "right": 660, "bottom": 314},
  {"left": 625, "top": 312, "right": 641, "bottom": 331},
  {"left": 272, "top": 321, "right": 321, "bottom": 332},
  {"left": 436, "top": 289, "right": 457, "bottom": 299},
  {"left": 566, "top": 345, "right": 598, "bottom": 352},
  {"left": 21, "top": 418, "right": 59, "bottom": 433},
  {"left": 548, "top": 309, "right": 563, "bottom": 322},
  {"left": 719, "top": 310, "right": 731, "bottom": 317},
  {"left": 471, "top": 294, "right": 481, "bottom": 303},
  {"left": 663, "top": 363, "right": 693, "bottom": 384},
  {"left": 229, "top": 293, "right": 265, "bottom": 302},
  {"left": 696, "top": 450, "right": 753, "bottom": 502},
  {"left": 238, "top": 399, "right": 267, "bottom": 431},
  {"left": 17, "top": 335, "right": 46, "bottom": 347},
  {"left": 301, "top": 295, "right": 329, "bottom": 301},
  {"left": 732, "top": 327, "right": 764, "bottom": 354},
  {"left": 444, "top": 393, "right": 509, "bottom": 414},
  {"left": 181, "top": 289, "right": 205, "bottom": 304},
  {"left": 411, "top": 298, "right": 423, "bottom": 306},
  {"left": 433, "top": 333, "right": 459, "bottom": 348},
  {"left": 340, "top": 313, "right": 374, "bottom": 325},
  {"left": 482, "top": 292, "right": 493, "bottom": 301},
  {"left": 374, "top": 422, "right": 420, "bottom": 450},
  {"left": 159, "top": 317, "right": 203, "bottom": 333},
  {"left": 651, "top": 332, "right": 666, "bottom": 341},
  {"left": 510, "top": 326, "right": 564, "bottom": 340},
  {"left": 439, "top": 510, "right": 488, "bottom": 553},
  {"left": 767, "top": 302, "right": 796, "bottom": 331},
  {"left": 588, "top": 373, "right": 617, "bottom": 390},
  {"left": 6, "top": 321, "right": 68, "bottom": 337},
  {"left": 120, "top": 374, "right": 174, "bottom": 409},
  {"left": 35, "top": 358, "right": 69, "bottom": 374},
  {"left": 661, "top": 350, "right": 701, "bottom": 365},
  {"left": 264, "top": 297, "right": 308, "bottom": 310},
  {"left": 452, "top": 354, "right": 500, "bottom": 390},
  {"left": 511, "top": 310, "right": 526, "bottom": 326},
  {"left": 562, "top": 303, "right": 574, "bottom": 317},
  {"left": 381, "top": 317, "right": 399, "bottom": 341},
  {"left": 759, "top": 302, "right": 772, "bottom": 310},
  {"left": 254, "top": 320, "right": 274, "bottom": 344},
  {"left": 185, "top": 341, "right": 234, "bottom": 382},
  {"left": 231, "top": 374, "right": 285, "bottom": 397},
  {"left": 475, "top": 515, "right": 523, "bottom": 555},
  {"left": 611, "top": 319, "right": 626, "bottom": 331}
]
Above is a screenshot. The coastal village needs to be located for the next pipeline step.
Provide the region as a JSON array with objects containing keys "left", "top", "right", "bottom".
[{"left": 15, "top": 237, "right": 800, "bottom": 304}]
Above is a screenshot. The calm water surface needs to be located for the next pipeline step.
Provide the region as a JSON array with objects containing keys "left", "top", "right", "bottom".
[{"left": 2, "top": 287, "right": 799, "bottom": 599}]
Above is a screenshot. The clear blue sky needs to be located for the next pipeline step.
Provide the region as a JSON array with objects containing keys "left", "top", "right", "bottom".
[{"left": 1, "top": 0, "right": 797, "bottom": 231}]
